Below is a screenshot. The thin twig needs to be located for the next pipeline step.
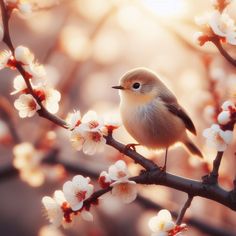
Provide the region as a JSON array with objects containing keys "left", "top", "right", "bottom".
[
  {"left": 176, "top": 194, "right": 193, "bottom": 225},
  {"left": 202, "top": 151, "right": 224, "bottom": 184},
  {"left": 210, "top": 38, "right": 236, "bottom": 67}
]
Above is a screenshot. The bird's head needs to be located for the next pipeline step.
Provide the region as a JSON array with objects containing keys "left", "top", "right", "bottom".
[{"left": 112, "top": 68, "right": 160, "bottom": 105}]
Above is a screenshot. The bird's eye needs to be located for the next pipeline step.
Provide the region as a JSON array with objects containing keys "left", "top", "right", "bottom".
[{"left": 132, "top": 82, "right": 140, "bottom": 89}]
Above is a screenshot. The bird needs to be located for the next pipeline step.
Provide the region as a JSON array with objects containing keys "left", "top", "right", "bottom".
[{"left": 112, "top": 67, "right": 203, "bottom": 170}]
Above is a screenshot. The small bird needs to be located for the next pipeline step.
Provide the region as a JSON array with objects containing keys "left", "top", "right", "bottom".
[{"left": 112, "top": 67, "right": 203, "bottom": 170}]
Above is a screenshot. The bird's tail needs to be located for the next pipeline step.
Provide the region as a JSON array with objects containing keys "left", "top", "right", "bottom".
[{"left": 184, "top": 140, "right": 203, "bottom": 158}]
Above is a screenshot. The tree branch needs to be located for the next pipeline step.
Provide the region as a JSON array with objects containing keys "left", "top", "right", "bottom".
[
  {"left": 176, "top": 194, "right": 193, "bottom": 225},
  {"left": 210, "top": 37, "right": 236, "bottom": 67}
]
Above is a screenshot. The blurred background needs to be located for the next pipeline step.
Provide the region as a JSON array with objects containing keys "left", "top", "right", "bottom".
[{"left": 0, "top": 0, "right": 236, "bottom": 235}]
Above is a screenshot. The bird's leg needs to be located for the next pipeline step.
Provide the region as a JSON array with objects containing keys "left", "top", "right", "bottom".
[
  {"left": 124, "top": 143, "right": 140, "bottom": 152},
  {"left": 161, "top": 148, "right": 168, "bottom": 172}
]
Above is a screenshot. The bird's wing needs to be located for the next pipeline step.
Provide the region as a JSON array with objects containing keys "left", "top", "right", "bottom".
[{"left": 164, "top": 103, "right": 197, "bottom": 135}]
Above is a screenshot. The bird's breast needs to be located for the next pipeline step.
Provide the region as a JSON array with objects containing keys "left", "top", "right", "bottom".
[{"left": 120, "top": 100, "right": 186, "bottom": 149}]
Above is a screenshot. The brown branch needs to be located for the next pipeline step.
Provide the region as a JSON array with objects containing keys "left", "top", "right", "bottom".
[
  {"left": 131, "top": 170, "right": 236, "bottom": 211},
  {"left": 202, "top": 151, "right": 224, "bottom": 185},
  {"left": 210, "top": 37, "right": 236, "bottom": 67},
  {"left": 176, "top": 194, "right": 193, "bottom": 225},
  {"left": 105, "top": 133, "right": 158, "bottom": 171}
]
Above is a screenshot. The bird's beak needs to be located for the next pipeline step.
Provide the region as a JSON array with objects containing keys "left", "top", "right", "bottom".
[{"left": 112, "top": 85, "right": 124, "bottom": 90}]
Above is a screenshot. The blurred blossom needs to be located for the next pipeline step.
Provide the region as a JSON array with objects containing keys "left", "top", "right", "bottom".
[
  {"left": 117, "top": 5, "right": 142, "bottom": 31},
  {"left": 13, "top": 142, "right": 45, "bottom": 186},
  {"left": 203, "top": 124, "right": 233, "bottom": 151},
  {"left": 43, "top": 164, "right": 66, "bottom": 182},
  {"left": 63, "top": 175, "right": 94, "bottom": 211},
  {"left": 203, "top": 105, "right": 216, "bottom": 123},
  {"left": 60, "top": 25, "right": 91, "bottom": 61},
  {"left": 0, "top": 50, "right": 13, "bottom": 69},
  {"left": 196, "top": 10, "right": 236, "bottom": 45},
  {"left": 0, "top": 120, "right": 9, "bottom": 140},
  {"left": 26, "top": 11, "right": 54, "bottom": 34},
  {"left": 39, "top": 225, "right": 65, "bottom": 236},
  {"left": 92, "top": 29, "right": 124, "bottom": 64},
  {"left": 209, "top": 66, "right": 225, "bottom": 81},
  {"left": 74, "top": 0, "right": 112, "bottom": 22}
]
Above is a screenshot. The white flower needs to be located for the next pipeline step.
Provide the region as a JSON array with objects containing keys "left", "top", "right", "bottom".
[
  {"left": 98, "top": 171, "right": 112, "bottom": 188},
  {"left": 34, "top": 86, "right": 61, "bottom": 114},
  {"left": 42, "top": 190, "right": 66, "bottom": 227},
  {"left": 209, "top": 11, "right": 236, "bottom": 45},
  {"left": 111, "top": 180, "right": 137, "bottom": 203},
  {"left": 67, "top": 110, "right": 81, "bottom": 130},
  {"left": 23, "top": 62, "right": 46, "bottom": 79},
  {"left": 217, "top": 110, "right": 231, "bottom": 125},
  {"left": 14, "top": 94, "right": 40, "bottom": 118},
  {"left": 70, "top": 127, "right": 85, "bottom": 151},
  {"left": 148, "top": 209, "right": 176, "bottom": 236},
  {"left": 69, "top": 110, "right": 106, "bottom": 155},
  {"left": 203, "top": 124, "right": 233, "bottom": 151},
  {"left": 81, "top": 110, "right": 103, "bottom": 130},
  {"left": 63, "top": 175, "right": 94, "bottom": 211},
  {"left": 11, "top": 75, "right": 27, "bottom": 94},
  {"left": 108, "top": 160, "right": 130, "bottom": 181},
  {"left": 81, "top": 128, "right": 106, "bottom": 155},
  {"left": 221, "top": 100, "right": 235, "bottom": 110},
  {"left": 14, "top": 45, "right": 34, "bottom": 65},
  {"left": 0, "top": 50, "right": 12, "bottom": 69}
]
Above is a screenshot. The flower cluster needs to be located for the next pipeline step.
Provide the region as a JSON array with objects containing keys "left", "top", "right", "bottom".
[
  {"left": 0, "top": 45, "right": 61, "bottom": 118},
  {"left": 203, "top": 100, "right": 235, "bottom": 151},
  {"left": 68, "top": 110, "right": 119, "bottom": 155},
  {"left": 42, "top": 175, "right": 94, "bottom": 228},
  {"left": 194, "top": 0, "right": 236, "bottom": 46},
  {"left": 98, "top": 160, "right": 138, "bottom": 203},
  {"left": 5, "top": 0, "right": 32, "bottom": 14},
  {"left": 148, "top": 209, "right": 187, "bottom": 236},
  {"left": 13, "top": 142, "right": 45, "bottom": 186}
]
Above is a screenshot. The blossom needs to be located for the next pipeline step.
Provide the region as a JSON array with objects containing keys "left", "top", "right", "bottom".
[
  {"left": 14, "top": 94, "right": 40, "bottom": 118},
  {"left": 69, "top": 110, "right": 106, "bottom": 155},
  {"left": 111, "top": 180, "right": 137, "bottom": 203},
  {"left": 221, "top": 100, "right": 235, "bottom": 110},
  {"left": 11, "top": 75, "right": 27, "bottom": 94},
  {"left": 108, "top": 160, "right": 129, "bottom": 181},
  {"left": 148, "top": 209, "right": 176, "bottom": 236},
  {"left": 209, "top": 11, "right": 236, "bottom": 45},
  {"left": 24, "top": 62, "right": 46, "bottom": 79},
  {"left": 42, "top": 190, "right": 70, "bottom": 228},
  {"left": 101, "top": 114, "right": 121, "bottom": 135},
  {"left": 217, "top": 110, "right": 231, "bottom": 125},
  {"left": 195, "top": 10, "right": 236, "bottom": 45},
  {"left": 0, "top": 50, "right": 13, "bottom": 69},
  {"left": 98, "top": 171, "right": 112, "bottom": 188},
  {"left": 34, "top": 86, "right": 61, "bottom": 114},
  {"left": 107, "top": 160, "right": 137, "bottom": 203},
  {"left": 203, "top": 124, "right": 233, "bottom": 151},
  {"left": 67, "top": 110, "right": 81, "bottom": 130},
  {"left": 14, "top": 45, "right": 34, "bottom": 65},
  {"left": 63, "top": 175, "right": 94, "bottom": 211},
  {"left": 13, "top": 142, "right": 45, "bottom": 186}
]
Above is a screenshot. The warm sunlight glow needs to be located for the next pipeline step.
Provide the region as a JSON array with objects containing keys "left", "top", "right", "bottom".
[{"left": 141, "top": 0, "right": 186, "bottom": 17}]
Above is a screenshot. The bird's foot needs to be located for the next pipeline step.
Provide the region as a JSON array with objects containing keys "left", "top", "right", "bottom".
[
  {"left": 160, "top": 165, "right": 167, "bottom": 172},
  {"left": 124, "top": 143, "right": 140, "bottom": 153}
]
